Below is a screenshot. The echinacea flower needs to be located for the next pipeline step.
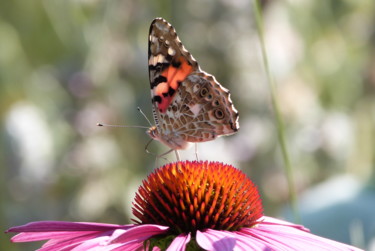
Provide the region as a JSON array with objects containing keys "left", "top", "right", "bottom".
[{"left": 6, "top": 161, "right": 362, "bottom": 250}]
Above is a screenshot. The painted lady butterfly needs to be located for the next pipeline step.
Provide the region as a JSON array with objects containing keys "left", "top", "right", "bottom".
[{"left": 147, "top": 18, "right": 239, "bottom": 158}]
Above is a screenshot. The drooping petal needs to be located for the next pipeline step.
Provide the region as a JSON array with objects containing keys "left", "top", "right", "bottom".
[
  {"left": 11, "top": 231, "right": 99, "bottom": 243},
  {"left": 196, "top": 216, "right": 363, "bottom": 251},
  {"left": 6, "top": 221, "right": 169, "bottom": 251},
  {"left": 60, "top": 235, "right": 112, "bottom": 251},
  {"left": 240, "top": 217, "right": 362, "bottom": 251},
  {"left": 39, "top": 232, "right": 108, "bottom": 251},
  {"left": 107, "top": 224, "right": 169, "bottom": 245},
  {"left": 259, "top": 216, "right": 309, "bottom": 231},
  {"left": 197, "top": 228, "right": 271, "bottom": 251},
  {"left": 7, "top": 221, "right": 133, "bottom": 249},
  {"left": 166, "top": 233, "right": 191, "bottom": 251},
  {"left": 197, "top": 230, "right": 233, "bottom": 251},
  {"left": 7, "top": 221, "right": 128, "bottom": 233}
]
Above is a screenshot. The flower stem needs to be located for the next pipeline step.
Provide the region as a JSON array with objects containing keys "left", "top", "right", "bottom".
[{"left": 252, "top": 0, "right": 300, "bottom": 223}]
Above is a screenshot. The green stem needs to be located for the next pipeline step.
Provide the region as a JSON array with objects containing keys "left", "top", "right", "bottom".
[{"left": 253, "top": 0, "right": 300, "bottom": 223}]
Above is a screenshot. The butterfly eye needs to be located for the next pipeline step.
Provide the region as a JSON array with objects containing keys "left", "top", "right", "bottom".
[
  {"left": 200, "top": 87, "right": 209, "bottom": 97},
  {"left": 214, "top": 108, "right": 225, "bottom": 120}
]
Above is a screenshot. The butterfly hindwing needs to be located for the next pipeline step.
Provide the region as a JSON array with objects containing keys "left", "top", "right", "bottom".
[{"left": 159, "top": 72, "right": 239, "bottom": 143}]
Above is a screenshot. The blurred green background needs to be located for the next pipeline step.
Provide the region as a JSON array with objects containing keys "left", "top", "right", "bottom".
[{"left": 1, "top": 0, "right": 374, "bottom": 250}]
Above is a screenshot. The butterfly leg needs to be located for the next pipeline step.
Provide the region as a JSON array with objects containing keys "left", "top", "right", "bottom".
[
  {"left": 145, "top": 138, "right": 180, "bottom": 162},
  {"left": 174, "top": 150, "right": 180, "bottom": 161},
  {"left": 154, "top": 148, "right": 174, "bottom": 167},
  {"left": 145, "top": 138, "right": 170, "bottom": 163},
  {"left": 145, "top": 138, "right": 158, "bottom": 157},
  {"left": 195, "top": 143, "right": 199, "bottom": 161}
]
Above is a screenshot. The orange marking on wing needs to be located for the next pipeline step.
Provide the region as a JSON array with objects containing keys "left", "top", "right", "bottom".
[
  {"left": 156, "top": 57, "right": 194, "bottom": 113},
  {"left": 163, "top": 57, "right": 193, "bottom": 90}
]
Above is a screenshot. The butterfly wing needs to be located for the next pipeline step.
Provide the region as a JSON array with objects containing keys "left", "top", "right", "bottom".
[
  {"left": 148, "top": 18, "right": 239, "bottom": 150},
  {"left": 149, "top": 18, "right": 199, "bottom": 118},
  {"left": 158, "top": 71, "right": 239, "bottom": 144}
]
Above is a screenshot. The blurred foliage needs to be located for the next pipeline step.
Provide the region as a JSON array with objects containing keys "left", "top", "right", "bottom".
[{"left": 1, "top": 0, "right": 374, "bottom": 250}]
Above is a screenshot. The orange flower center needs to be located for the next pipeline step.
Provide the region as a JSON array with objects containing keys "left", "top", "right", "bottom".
[{"left": 132, "top": 161, "right": 263, "bottom": 234}]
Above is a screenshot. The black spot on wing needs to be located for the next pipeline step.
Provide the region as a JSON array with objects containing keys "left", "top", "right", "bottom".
[
  {"left": 168, "top": 87, "right": 176, "bottom": 96},
  {"left": 152, "top": 95, "right": 162, "bottom": 104},
  {"left": 172, "top": 60, "right": 181, "bottom": 68},
  {"left": 151, "top": 75, "right": 167, "bottom": 88},
  {"left": 166, "top": 54, "right": 173, "bottom": 61},
  {"left": 149, "top": 62, "right": 169, "bottom": 72},
  {"left": 158, "top": 87, "right": 176, "bottom": 99}
]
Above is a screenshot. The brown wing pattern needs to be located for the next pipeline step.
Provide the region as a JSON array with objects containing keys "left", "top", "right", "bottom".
[{"left": 157, "top": 72, "right": 239, "bottom": 145}]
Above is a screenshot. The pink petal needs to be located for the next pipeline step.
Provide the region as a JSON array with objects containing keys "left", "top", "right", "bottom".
[
  {"left": 71, "top": 235, "right": 138, "bottom": 251},
  {"left": 11, "top": 231, "right": 99, "bottom": 242},
  {"left": 240, "top": 217, "right": 363, "bottom": 251},
  {"left": 6, "top": 221, "right": 169, "bottom": 251},
  {"left": 68, "top": 236, "right": 110, "bottom": 250},
  {"left": 196, "top": 217, "right": 362, "bottom": 251},
  {"left": 7, "top": 221, "right": 130, "bottom": 233},
  {"left": 260, "top": 216, "right": 309, "bottom": 231},
  {"left": 40, "top": 233, "right": 110, "bottom": 251},
  {"left": 108, "top": 224, "right": 169, "bottom": 244},
  {"left": 197, "top": 229, "right": 266, "bottom": 251},
  {"left": 166, "top": 233, "right": 191, "bottom": 251},
  {"left": 110, "top": 242, "right": 146, "bottom": 251}
]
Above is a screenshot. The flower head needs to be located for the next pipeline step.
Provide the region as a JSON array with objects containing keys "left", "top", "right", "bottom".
[
  {"left": 6, "top": 161, "right": 363, "bottom": 250},
  {"left": 132, "top": 161, "right": 263, "bottom": 233}
]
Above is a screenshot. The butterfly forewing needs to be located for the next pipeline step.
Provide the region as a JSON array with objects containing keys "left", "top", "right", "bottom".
[
  {"left": 147, "top": 18, "right": 239, "bottom": 150},
  {"left": 149, "top": 18, "right": 199, "bottom": 114}
]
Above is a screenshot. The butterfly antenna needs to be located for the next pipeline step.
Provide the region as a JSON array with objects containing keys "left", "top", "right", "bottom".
[
  {"left": 96, "top": 123, "right": 149, "bottom": 129},
  {"left": 137, "top": 107, "right": 153, "bottom": 127}
]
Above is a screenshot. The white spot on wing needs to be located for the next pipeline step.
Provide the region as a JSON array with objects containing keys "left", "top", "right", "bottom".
[
  {"left": 189, "top": 104, "right": 201, "bottom": 117},
  {"left": 157, "top": 55, "right": 167, "bottom": 64},
  {"left": 168, "top": 47, "right": 176, "bottom": 56},
  {"left": 149, "top": 55, "right": 167, "bottom": 66},
  {"left": 150, "top": 35, "right": 158, "bottom": 43}
]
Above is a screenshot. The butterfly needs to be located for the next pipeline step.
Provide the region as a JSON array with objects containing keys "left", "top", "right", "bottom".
[{"left": 147, "top": 18, "right": 239, "bottom": 160}]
